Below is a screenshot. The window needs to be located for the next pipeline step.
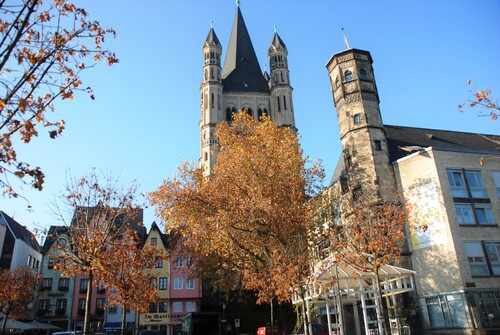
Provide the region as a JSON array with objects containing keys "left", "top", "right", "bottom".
[
  {"left": 474, "top": 290, "right": 500, "bottom": 327},
  {"left": 42, "top": 278, "right": 52, "bottom": 290},
  {"left": 211, "top": 93, "right": 214, "bottom": 108},
  {"left": 186, "top": 278, "right": 195, "bottom": 289},
  {"left": 374, "top": 140, "right": 382, "bottom": 151},
  {"left": 150, "top": 237, "right": 157, "bottom": 245},
  {"left": 172, "top": 302, "right": 183, "bottom": 313},
  {"left": 176, "top": 256, "right": 183, "bottom": 268},
  {"left": 447, "top": 169, "right": 488, "bottom": 199},
  {"left": 159, "top": 277, "right": 168, "bottom": 290},
  {"left": 108, "top": 305, "right": 117, "bottom": 314},
  {"left": 149, "top": 302, "right": 157, "bottom": 313},
  {"left": 186, "top": 256, "right": 192, "bottom": 267},
  {"left": 48, "top": 258, "right": 54, "bottom": 269},
  {"left": 59, "top": 278, "right": 70, "bottom": 291},
  {"left": 344, "top": 70, "right": 353, "bottom": 82},
  {"left": 493, "top": 171, "right": 500, "bottom": 198},
  {"left": 465, "top": 241, "right": 500, "bottom": 276},
  {"left": 155, "top": 257, "right": 163, "bottom": 268},
  {"left": 78, "top": 299, "right": 86, "bottom": 311},
  {"left": 159, "top": 301, "right": 168, "bottom": 313},
  {"left": 353, "top": 114, "right": 360, "bottom": 124},
  {"left": 425, "top": 293, "right": 470, "bottom": 329},
  {"left": 174, "top": 277, "right": 183, "bottom": 290},
  {"left": 56, "top": 299, "right": 67, "bottom": 312},
  {"left": 335, "top": 78, "right": 340, "bottom": 88},
  {"left": 27, "top": 255, "right": 32, "bottom": 267},
  {"left": 226, "top": 107, "right": 232, "bottom": 122},
  {"left": 360, "top": 69, "right": 368, "bottom": 80},
  {"left": 455, "top": 203, "right": 494, "bottom": 225},
  {"left": 277, "top": 96, "right": 281, "bottom": 111},
  {"left": 283, "top": 96, "right": 287, "bottom": 110},
  {"left": 486, "top": 242, "right": 500, "bottom": 275},
  {"left": 186, "top": 301, "right": 196, "bottom": 313},
  {"left": 80, "top": 279, "right": 88, "bottom": 293},
  {"left": 38, "top": 299, "right": 50, "bottom": 311},
  {"left": 96, "top": 298, "right": 104, "bottom": 310}
]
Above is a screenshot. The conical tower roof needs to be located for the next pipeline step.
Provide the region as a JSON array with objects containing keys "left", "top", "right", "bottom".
[
  {"left": 204, "top": 27, "right": 221, "bottom": 47},
  {"left": 222, "top": 6, "right": 269, "bottom": 93},
  {"left": 269, "top": 32, "right": 287, "bottom": 51}
]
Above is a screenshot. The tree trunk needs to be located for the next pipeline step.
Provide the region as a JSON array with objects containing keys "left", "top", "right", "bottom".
[
  {"left": 84, "top": 271, "right": 94, "bottom": 335},
  {"left": 374, "top": 268, "right": 389, "bottom": 335},
  {"left": 121, "top": 305, "right": 127, "bottom": 335},
  {"left": 1, "top": 312, "right": 9, "bottom": 335},
  {"left": 270, "top": 298, "right": 274, "bottom": 335}
]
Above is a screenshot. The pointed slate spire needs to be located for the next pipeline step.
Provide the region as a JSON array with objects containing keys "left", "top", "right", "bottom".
[
  {"left": 222, "top": 6, "right": 269, "bottom": 92},
  {"left": 204, "top": 26, "right": 221, "bottom": 47},
  {"left": 269, "top": 32, "right": 287, "bottom": 51}
]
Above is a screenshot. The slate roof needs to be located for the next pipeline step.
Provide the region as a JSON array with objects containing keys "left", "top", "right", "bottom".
[
  {"left": 385, "top": 125, "right": 500, "bottom": 162},
  {"left": 41, "top": 225, "right": 67, "bottom": 253},
  {"left": 221, "top": 7, "right": 269, "bottom": 93},
  {"left": 148, "top": 221, "right": 170, "bottom": 249},
  {"left": 0, "top": 210, "right": 41, "bottom": 252},
  {"left": 269, "top": 32, "right": 287, "bottom": 51},
  {"left": 204, "top": 28, "right": 221, "bottom": 47}
]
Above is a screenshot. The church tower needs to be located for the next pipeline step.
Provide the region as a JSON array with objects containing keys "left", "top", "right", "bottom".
[
  {"left": 326, "top": 49, "right": 396, "bottom": 200},
  {"left": 200, "top": 4, "right": 296, "bottom": 174}
]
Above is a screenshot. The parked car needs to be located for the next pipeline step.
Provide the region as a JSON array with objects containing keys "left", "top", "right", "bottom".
[{"left": 291, "top": 323, "right": 329, "bottom": 335}]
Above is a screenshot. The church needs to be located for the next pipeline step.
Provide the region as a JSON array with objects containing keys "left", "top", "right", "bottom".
[{"left": 199, "top": 3, "right": 500, "bottom": 335}]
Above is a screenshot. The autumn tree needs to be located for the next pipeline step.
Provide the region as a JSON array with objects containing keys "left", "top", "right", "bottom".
[
  {"left": 95, "top": 226, "right": 160, "bottom": 335},
  {"left": 150, "top": 113, "right": 324, "bottom": 313},
  {"left": 459, "top": 80, "right": 499, "bottom": 120},
  {"left": 0, "top": 267, "right": 41, "bottom": 335},
  {"left": 51, "top": 169, "right": 143, "bottom": 335},
  {"left": 0, "top": 0, "right": 118, "bottom": 197},
  {"left": 326, "top": 192, "right": 407, "bottom": 335}
]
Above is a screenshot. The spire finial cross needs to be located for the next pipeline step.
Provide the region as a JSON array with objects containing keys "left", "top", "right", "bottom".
[
  {"left": 274, "top": 25, "right": 277, "bottom": 33},
  {"left": 236, "top": 0, "right": 240, "bottom": 7},
  {"left": 210, "top": 20, "right": 213, "bottom": 29}
]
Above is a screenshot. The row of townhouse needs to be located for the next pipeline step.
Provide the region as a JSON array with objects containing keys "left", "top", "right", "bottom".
[{"left": 0, "top": 210, "right": 202, "bottom": 335}]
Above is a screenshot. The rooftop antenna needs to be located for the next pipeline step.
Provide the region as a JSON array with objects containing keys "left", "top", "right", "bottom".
[{"left": 341, "top": 27, "right": 350, "bottom": 50}]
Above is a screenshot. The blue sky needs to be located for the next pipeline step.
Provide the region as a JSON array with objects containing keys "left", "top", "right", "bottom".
[{"left": 4, "top": 0, "right": 499, "bottom": 237}]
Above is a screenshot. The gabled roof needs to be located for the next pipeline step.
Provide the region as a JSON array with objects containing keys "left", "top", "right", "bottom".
[
  {"left": 204, "top": 28, "right": 221, "bottom": 47},
  {"left": 385, "top": 125, "right": 500, "bottom": 162},
  {"left": 147, "top": 222, "right": 170, "bottom": 249},
  {"left": 0, "top": 211, "right": 41, "bottom": 252},
  {"left": 41, "top": 225, "right": 67, "bottom": 253},
  {"left": 222, "top": 6, "right": 269, "bottom": 93}
]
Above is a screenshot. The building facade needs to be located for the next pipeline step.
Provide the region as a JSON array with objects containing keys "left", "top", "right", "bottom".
[
  {"left": 37, "top": 226, "right": 75, "bottom": 330},
  {"left": 326, "top": 47, "right": 500, "bottom": 334},
  {"left": 0, "top": 210, "right": 41, "bottom": 271}
]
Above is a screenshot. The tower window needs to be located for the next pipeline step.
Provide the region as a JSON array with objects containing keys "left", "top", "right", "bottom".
[
  {"left": 283, "top": 96, "right": 287, "bottom": 110},
  {"left": 374, "top": 140, "right": 382, "bottom": 150},
  {"left": 217, "top": 94, "right": 220, "bottom": 110},
  {"left": 344, "top": 70, "right": 353, "bottom": 82},
  {"left": 277, "top": 96, "right": 281, "bottom": 111},
  {"left": 211, "top": 93, "right": 214, "bottom": 108},
  {"left": 204, "top": 152, "right": 208, "bottom": 161},
  {"left": 226, "top": 107, "right": 232, "bottom": 121},
  {"left": 360, "top": 69, "right": 368, "bottom": 80},
  {"left": 353, "top": 114, "right": 360, "bottom": 124},
  {"left": 281, "top": 72, "right": 284, "bottom": 82}
]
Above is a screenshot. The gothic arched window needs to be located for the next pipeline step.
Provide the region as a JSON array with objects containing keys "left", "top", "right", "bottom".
[{"left": 226, "top": 107, "right": 232, "bottom": 121}]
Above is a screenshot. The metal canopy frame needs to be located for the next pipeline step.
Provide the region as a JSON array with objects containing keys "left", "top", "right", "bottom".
[{"left": 292, "top": 256, "right": 416, "bottom": 335}]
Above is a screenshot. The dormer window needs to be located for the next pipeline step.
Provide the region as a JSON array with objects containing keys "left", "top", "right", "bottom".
[
  {"left": 344, "top": 70, "right": 353, "bottom": 82},
  {"left": 360, "top": 69, "right": 368, "bottom": 80}
]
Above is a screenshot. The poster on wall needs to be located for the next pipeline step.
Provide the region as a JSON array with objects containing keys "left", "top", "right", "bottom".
[{"left": 405, "top": 182, "right": 448, "bottom": 250}]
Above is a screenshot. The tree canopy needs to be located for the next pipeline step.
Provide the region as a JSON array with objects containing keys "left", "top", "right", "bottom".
[
  {"left": 150, "top": 113, "right": 324, "bottom": 303},
  {"left": 0, "top": 0, "right": 118, "bottom": 197}
]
